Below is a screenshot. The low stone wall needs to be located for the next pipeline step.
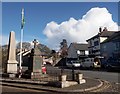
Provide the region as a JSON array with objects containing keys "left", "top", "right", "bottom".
[{"left": 58, "top": 73, "right": 86, "bottom": 88}]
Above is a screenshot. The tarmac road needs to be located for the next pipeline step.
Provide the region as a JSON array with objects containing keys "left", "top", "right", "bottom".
[
  {"left": 46, "top": 66, "right": 119, "bottom": 92},
  {"left": 1, "top": 85, "right": 54, "bottom": 94},
  {"left": 76, "top": 70, "right": 119, "bottom": 83},
  {"left": 1, "top": 65, "right": 119, "bottom": 93},
  {"left": 46, "top": 65, "right": 119, "bottom": 83}
]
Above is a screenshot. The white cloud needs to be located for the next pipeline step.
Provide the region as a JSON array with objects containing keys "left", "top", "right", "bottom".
[{"left": 43, "top": 7, "right": 119, "bottom": 50}]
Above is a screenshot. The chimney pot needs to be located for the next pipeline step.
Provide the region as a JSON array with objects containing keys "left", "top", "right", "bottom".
[
  {"left": 103, "top": 27, "right": 108, "bottom": 31},
  {"left": 99, "top": 27, "right": 102, "bottom": 32}
]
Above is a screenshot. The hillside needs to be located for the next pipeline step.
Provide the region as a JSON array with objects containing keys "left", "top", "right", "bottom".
[
  {"left": 17, "top": 42, "right": 51, "bottom": 54},
  {"left": 1, "top": 42, "right": 52, "bottom": 70}
]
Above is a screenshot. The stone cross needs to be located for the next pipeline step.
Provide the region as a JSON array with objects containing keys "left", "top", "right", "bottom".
[
  {"left": 6, "top": 31, "right": 18, "bottom": 74},
  {"left": 29, "top": 39, "right": 43, "bottom": 79},
  {"left": 33, "top": 39, "right": 38, "bottom": 48}
]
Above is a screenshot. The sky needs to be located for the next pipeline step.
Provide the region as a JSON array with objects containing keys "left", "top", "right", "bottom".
[{"left": 2, "top": 2, "right": 119, "bottom": 50}]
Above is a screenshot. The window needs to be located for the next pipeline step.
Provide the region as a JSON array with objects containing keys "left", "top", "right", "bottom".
[
  {"left": 80, "top": 50, "right": 85, "bottom": 55},
  {"left": 94, "top": 41, "right": 99, "bottom": 46}
]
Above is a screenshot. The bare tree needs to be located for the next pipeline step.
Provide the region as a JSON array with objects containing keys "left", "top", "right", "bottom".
[
  {"left": 59, "top": 39, "right": 68, "bottom": 74},
  {"left": 60, "top": 39, "right": 68, "bottom": 58}
]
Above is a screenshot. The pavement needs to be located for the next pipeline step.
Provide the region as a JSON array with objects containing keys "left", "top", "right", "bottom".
[{"left": 0, "top": 77, "right": 111, "bottom": 93}]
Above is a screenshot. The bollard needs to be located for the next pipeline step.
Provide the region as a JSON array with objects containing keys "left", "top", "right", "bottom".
[
  {"left": 59, "top": 75, "right": 67, "bottom": 82},
  {"left": 76, "top": 73, "right": 83, "bottom": 82},
  {"left": 76, "top": 73, "right": 86, "bottom": 84},
  {"left": 59, "top": 75, "right": 67, "bottom": 88}
]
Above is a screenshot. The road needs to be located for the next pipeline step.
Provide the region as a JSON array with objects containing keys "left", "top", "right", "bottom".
[
  {"left": 1, "top": 66, "right": 119, "bottom": 93},
  {"left": 76, "top": 70, "right": 119, "bottom": 83},
  {"left": 1, "top": 85, "right": 55, "bottom": 94},
  {"left": 46, "top": 65, "right": 119, "bottom": 83},
  {"left": 75, "top": 69, "right": 119, "bottom": 92},
  {"left": 46, "top": 66, "right": 119, "bottom": 92}
]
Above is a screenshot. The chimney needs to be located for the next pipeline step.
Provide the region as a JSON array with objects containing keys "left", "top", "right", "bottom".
[
  {"left": 103, "top": 27, "right": 108, "bottom": 31},
  {"left": 99, "top": 27, "right": 102, "bottom": 32}
]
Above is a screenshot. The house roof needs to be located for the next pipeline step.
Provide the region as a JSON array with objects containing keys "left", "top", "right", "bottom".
[
  {"left": 86, "top": 31, "right": 116, "bottom": 42},
  {"left": 69, "top": 43, "right": 88, "bottom": 51},
  {"left": 101, "top": 31, "right": 120, "bottom": 43},
  {"left": 100, "top": 31, "right": 115, "bottom": 37}
]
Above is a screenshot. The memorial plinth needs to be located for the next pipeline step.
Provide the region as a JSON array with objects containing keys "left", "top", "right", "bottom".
[
  {"left": 29, "top": 39, "right": 43, "bottom": 79},
  {"left": 6, "top": 31, "right": 18, "bottom": 74}
]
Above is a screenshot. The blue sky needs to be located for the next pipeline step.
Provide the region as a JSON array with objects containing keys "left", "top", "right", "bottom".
[{"left": 2, "top": 2, "right": 118, "bottom": 49}]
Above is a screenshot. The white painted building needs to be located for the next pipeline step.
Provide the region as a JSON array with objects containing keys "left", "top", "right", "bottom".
[
  {"left": 86, "top": 27, "right": 115, "bottom": 56},
  {"left": 67, "top": 43, "right": 88, "bottom": 58}
]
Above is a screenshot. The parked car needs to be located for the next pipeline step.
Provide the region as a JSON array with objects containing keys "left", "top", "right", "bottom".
[
  {"left": 42, "top": 65, "right": 47, "bottom": 74},
  {"left": 105, "top": 58, "right": 120, "bottom": 71},
  {"left": 66, "top": 60, "right": 81, "bottom": 68},
  {"left": 80, "top": 57, "right": 101, "bottom": 69},
  {"left": 94, "top": 57, "right": 101, "bottom": 68},
  {"left": 81, "top": 58, "right": 94, "bottom": 69}
]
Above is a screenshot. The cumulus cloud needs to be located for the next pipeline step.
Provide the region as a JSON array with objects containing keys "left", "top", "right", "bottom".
[{"left": 43, "top": 7, "right": 119, "bottom": 50}]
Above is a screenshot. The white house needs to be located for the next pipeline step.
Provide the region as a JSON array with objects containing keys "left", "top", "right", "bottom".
[
  {"left": 86, "top": 27, "right": 115, "bottom": 57},
  {"left": 67, "top": 43, "right": 88, "bottom": 59}
]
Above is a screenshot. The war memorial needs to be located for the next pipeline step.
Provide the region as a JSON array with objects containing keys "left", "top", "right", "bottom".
[
  {"left": 1, "top": 7, "right": 119, "bottom": 93},
  {"left": 2, "top": 31, "right": 87, "bottom": 88},
  {"left": 1, "top": 30, "right": 118, "bottom": 93}
]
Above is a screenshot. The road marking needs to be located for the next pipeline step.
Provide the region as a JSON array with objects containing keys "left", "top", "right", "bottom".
[{"left": 91, "top": 80, "right": 111, "bottom": 92}]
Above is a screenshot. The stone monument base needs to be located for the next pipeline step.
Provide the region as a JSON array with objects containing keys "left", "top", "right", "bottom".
[
  {"left": 31, "top": 72, "right": 42, "bottom": 80},
  {"left": 8, "top": 73, "right": 16, "bottom": 78},
  {"left": 2, "top": 73, "right": 16, "bottom": 78},
  {"left": 7, "top": 61, "right": 18, "bottom": 74}
]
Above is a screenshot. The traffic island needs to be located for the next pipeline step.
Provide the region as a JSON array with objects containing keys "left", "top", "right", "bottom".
[
  {"left": 1, "top": 77, "right": 105, "bottom": 93},
  {"left": 48, "top": 73, "right": 86, "bottom": 88},
  {"left": 1, "top": 71, "right": 107, "bottom": 92}
]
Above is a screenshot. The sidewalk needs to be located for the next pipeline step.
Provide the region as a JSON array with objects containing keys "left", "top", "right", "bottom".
[{"left": 0, "top": 77, "right": 105, "bottom": 93}]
